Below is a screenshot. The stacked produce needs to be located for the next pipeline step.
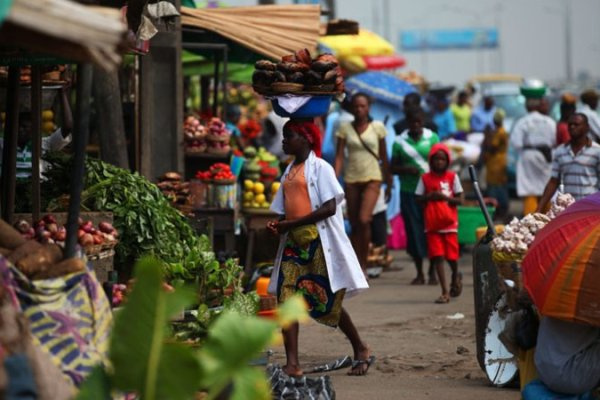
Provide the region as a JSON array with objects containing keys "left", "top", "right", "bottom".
[
  {"left": 157, "top": 172, "right": 190, "bottom": 205},
  {"left": 195, "top": 163, "right": 236, "bottom": 183},
  {"left": 0, "top": 219, "right": 85, "bottom": 281},
  {"left": 206, "top": 118, "right": 231, "bottom": 155},
  {"left": 243, "top": 180, "right": 279, "bottom": 210},
  {"left": 252, "top": 48, "right": 343, "bottom": 94},
  {"left": 13, "top": 215, "right": 118, "bottom": 251},
  {"left": 242, "top": 146, "right": 280, "bottom": 182},
  {"left": 491, "top": 193, "right": 575, "bottom": 262},
  {"left": 184, "top": 115, "right": 207, "bottom": 153},
  {"left": 42, "top": 109, "right": 56, "bottom": 134}
]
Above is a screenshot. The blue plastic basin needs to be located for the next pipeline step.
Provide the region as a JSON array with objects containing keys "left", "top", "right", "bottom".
[{"left": 272, "top": 96, "right": 332, "bottom": 118}]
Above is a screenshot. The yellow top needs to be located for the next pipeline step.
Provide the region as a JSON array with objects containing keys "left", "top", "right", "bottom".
[
  {"left": 484, "top": 127, "right": 509, "bottom": 185},
  {"left": 450, "top": 103, "right": 472, "bottom": 132},
  {"left": 336, "top": 121, "right": 386, "bottom": 183}
]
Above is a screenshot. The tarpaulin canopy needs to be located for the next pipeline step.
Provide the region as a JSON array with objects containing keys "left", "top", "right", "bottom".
[
  {"left": 319, "top": 29, "right": 406, "bottom": 73},
  {"left": 182, "top": 50, "right": 253, "bottom": 82},
  {"left": 345, "top": 71, "right": 416, "bottom": 107},
  {"left": 181, "top": 5, "right": 321, "bottom": 61},
  {"left": 0, "top": 0, "right": 127, "bottom": 70}
]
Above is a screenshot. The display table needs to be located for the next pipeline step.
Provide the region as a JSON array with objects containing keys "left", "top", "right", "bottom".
[
  {"left": 241, "top": 209, "right": 278, "bottom": 274},
  {"left": 188, "top": 207, "right": 236, "bottom": 253},
  {"left": 184, "top": 152, "right": 231, "bottom": 181}
]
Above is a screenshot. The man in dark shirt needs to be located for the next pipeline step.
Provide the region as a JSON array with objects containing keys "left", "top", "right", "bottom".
[{"left": 394, "top": 92, "right": 438, "bottom": 135}]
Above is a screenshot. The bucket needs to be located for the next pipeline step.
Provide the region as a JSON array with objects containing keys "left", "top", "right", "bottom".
[
  {"left": 213, "top": 180, "right": 236, "bottom": 209},
  {"left": 189, "top": 179, "right": 209, "bottom": 209}
]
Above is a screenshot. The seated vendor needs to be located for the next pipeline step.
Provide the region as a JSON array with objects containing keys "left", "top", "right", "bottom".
[
  {"left": 535, "top": 317, "right": 600, "bottom": 395},
  {"left": 0, "top": 86, "right": 72, "bottom": 180}
]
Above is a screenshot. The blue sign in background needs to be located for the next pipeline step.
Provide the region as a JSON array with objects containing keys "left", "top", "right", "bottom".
[{"left": 401, "top": 28, "right": 499, "bottom": 51}]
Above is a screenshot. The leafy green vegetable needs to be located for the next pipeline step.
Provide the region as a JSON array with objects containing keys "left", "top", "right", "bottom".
[
  {"left": 108, "top": 257, "right": 201, "bottom": 399},
  {"left": 76, "top": 257, "right": 308, "bottom": 400}
]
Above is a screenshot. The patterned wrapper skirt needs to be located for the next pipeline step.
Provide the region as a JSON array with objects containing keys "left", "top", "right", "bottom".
[{"left": 277, "top": 225, "right": 345, "bottom": 328}]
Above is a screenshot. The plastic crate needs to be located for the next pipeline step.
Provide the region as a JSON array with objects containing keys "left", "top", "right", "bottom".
[{"left": 458, "top": 205, "right": 495, "bottom": 245}]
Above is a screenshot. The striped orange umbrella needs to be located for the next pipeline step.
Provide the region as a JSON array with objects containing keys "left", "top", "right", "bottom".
[{"left": 522, "top": 193, "right": 600, "bottom": 326}]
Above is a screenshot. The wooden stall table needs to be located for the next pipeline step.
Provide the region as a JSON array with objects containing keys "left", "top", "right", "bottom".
[
  {"left": 188, "top": 207, "right": 236, "bottom": 253},
  {"left": 241, "top": 208, "right": 278, "bottom": 274}
]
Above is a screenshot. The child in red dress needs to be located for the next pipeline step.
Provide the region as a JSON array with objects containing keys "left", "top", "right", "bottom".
[{"left": 415, "top": 143, "right": 464, "bottom": 303}]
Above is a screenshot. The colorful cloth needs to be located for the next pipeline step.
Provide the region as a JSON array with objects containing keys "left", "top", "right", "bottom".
[
  {"left": 0, "top": 255, "right": 112, "bottom": 387},
  {"left": 277, "top": 226, "right": 345, "bottom": 327},
  {"left": 399, "top": 191, "right": 427, "bottom": 260},
  {"left": 432, "top": 109, "right": 456, "bottom": 140}
]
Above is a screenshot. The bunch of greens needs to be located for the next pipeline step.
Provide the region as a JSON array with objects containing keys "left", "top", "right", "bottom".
[
  {"left": 77, "top": 257, "right": 307, "bottom": 400},
  {"left": 44, "top": 153, "right": 203, "bottom": 272}
]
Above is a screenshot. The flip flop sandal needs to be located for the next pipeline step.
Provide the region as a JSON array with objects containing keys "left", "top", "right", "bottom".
[
  {"left": 311, "top": 355, "right": 353, "bottom": 373},
  {"left": 410, "top": 276, "right": 425, "bottom": 285},
  {"left": 348, "top": 355, "right": 376, "bottom": 376},
  {"left": 434, "top": 295, "right": 450, "bottom": 304},
  {"left": 450, "top": 272, "right": 463, "bottom": 298}
]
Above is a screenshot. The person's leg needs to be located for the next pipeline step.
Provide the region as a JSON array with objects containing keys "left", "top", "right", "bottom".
[
  {"left": 427, "top": 232, "right": 448, "bottom": 302},
  {"left": 400, "top": 191, "right": 425, "bottom": 283},
  {"left": 338, "top": 307, "right": 371, "bottom": 376},
  {"left": 355, "top": 181, "right": 381, "bottom": 274},
  {"left": 345, "top": 183, "right": 362, "bottom": 271},
  {"left": 523, "top": 196, "right": 538, "bottom": 215},
  {"left": 445, "top": 233, "right": 462, "bottom": 297},
  {"left": 282, "top": 322, "right": 302, "bottom": 376}
]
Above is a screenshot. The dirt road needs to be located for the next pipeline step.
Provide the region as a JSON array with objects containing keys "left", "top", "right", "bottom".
[{"left": 270, "top": 250, "right": 520, "bottom": 399}]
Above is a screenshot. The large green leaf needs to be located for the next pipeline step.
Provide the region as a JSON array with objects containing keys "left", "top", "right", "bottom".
[
  {"left": 231, "top": 368, "right": 271, "bottom": 400},
  {"left": 198, "top": 312, "right": 277, "bottom": 389},
  {"left": 75, "top": 366, "right": 112, "bottom": 400},
  {"left": 109, "top": 257, "right": 199, "bottom": 399}
]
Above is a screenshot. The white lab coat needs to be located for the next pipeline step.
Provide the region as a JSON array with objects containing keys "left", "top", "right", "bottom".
[
  {"left": 269, "top": 151, "right": 369, "bottom": 297},
  {"left": 510, "top": 111, "right": 556, "bottom": 197}
]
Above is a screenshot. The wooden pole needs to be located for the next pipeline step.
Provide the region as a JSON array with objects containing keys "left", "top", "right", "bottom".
[
  {"left": 64, "top": 64, "right": 92, "bottom": 259},
  {"left": 1, "top": 67, "right": 20, "bottom": 223},
  {"left": 31, "top": 65, "right": 42, "bottom": 222}
]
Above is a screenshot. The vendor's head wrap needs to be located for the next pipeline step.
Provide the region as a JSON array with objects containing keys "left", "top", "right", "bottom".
[{"left": 283, "top": 120, "right": 322, "bottom": 157}]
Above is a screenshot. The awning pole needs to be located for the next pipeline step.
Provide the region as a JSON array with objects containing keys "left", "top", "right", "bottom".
[
  {"left": 31, "top": 65, "right": 42, "bottom": 222},
  {"left": 64, "top": 64, "right": 92, "bottom": 259},
  {"left": 212, "top": 53, "right": 220, "bottom": 117},
  {"left": 1, "top": 66, "right": 20, "bottom": 223}
]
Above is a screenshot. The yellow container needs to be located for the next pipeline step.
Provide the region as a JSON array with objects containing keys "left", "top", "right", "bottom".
[
  {"left": 476, "top": 225, "right": 505, "bottom": 241},
  {"left": 518, "top": 348, "right": 538, "bottom": 391}
]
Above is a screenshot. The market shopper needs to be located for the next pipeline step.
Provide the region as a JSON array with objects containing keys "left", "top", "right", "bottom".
[
  {"left": 334, "top": 93, "right": 392, "bottom": 277},
  {"left": 537, "top": 113, "right": 600, "bottom": 212},
  {"left": 510, "top": 98, "right": 556, "bottom": 215},
  {"left": 556, "top": 94, "right": 577, "bottom": 146},
  {"left": 415, "top": 143, "right": 464, "bottom": 304},
  {"left": 432, "top": 97, "right": 456, "bottom": 140},
  {"left": 578, "top": 89, "right": 600, "bottom": 143},
  {"left": 393, "top": 92, "right": 438, "bottom": 135},
  {"left": 0, "top": 86, "right": 72, "bottom": 180},
  {"left": 482, "top": 109, "right": 510, "bottom": 219},
  {"left": 470, "top": 96, "right": 496, "bottom": 133},
  {"left": 267, "top": 120, "right": 372, "bottom": 377},
  {"left": 392, "top": 107, "right": 440, "bottom": 285},
  {"left": 450, "top": 91, "right": 471, "bottom": 134}
]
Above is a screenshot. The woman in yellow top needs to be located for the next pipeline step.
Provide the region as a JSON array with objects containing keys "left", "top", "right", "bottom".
[
  {"left": 335, "top": 93, "right": 392, "bottom": 277},
  {"left": 450, "top": 91, "right": 472, "bottom": 134}
]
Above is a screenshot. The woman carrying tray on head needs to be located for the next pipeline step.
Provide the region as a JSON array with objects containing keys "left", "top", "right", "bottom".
[
  {"left": 334, "top": 92, "right": 392, "bottom": 278},
  {"left": 267, "top": 120, "right": 373, "bottom": 377}
]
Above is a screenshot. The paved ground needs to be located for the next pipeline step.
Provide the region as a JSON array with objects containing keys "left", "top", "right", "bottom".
[{"left": 270, "top": 250, "right": 520, "bottom": 400}]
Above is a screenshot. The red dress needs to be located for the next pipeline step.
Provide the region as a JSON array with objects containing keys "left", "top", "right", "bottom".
[{"left": 418, "top": 171, "right": 461, "bottom": 260}]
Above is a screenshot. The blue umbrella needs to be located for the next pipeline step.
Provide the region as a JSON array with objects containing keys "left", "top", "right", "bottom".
[{"left": 345, "top": 71, "right": 417, "bottom": 106}]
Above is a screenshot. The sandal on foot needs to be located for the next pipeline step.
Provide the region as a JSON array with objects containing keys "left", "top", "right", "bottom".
[
  {"left": 347, "top": 355, "right": 376, "bottom": 376},
  {"left": 434, "top": 295, "right": 450, "bottom": 304},
  {"left": 410, "top": 276, "right": 425, "bottom": 285},
  {"left": 450, "top": 272, "right": 463, "bottom": 298}
]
